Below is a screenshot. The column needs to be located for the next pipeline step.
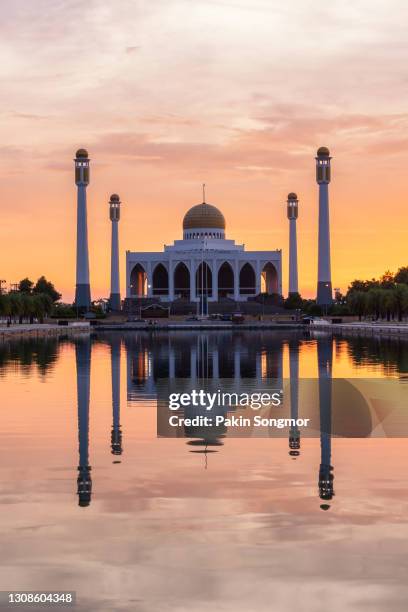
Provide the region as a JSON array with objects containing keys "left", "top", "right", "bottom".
[
  {"left": 110, "top": 220, "right": 121, "bottom": 309},
  {"left": 169, "top": 260, "right": 174, "bottom": 301},
  {"left": 289, "top": 219, "right": 298, "bottom": 294},
  {"left": 190, "top": 259, "right": 196, "bottom": 302},
  {"left": 212, "top": 259, "right": 218, "bottom": 302},
  {"left": 234, "top": 259, "right": 240, "bottom": 301},
  {"left": 255, "top": 260, "right": 261, "bottom": 295},
  {"left": 147, "top": 261, "right": 153, "bottom": 297}
]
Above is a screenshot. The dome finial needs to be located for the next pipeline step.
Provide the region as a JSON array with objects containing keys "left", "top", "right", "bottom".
[{"left": 202, "top": 183, "right": 206, "bottom": 204}]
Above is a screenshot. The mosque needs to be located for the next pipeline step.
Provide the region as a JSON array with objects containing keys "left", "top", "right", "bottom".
[
  {"left": 126, "top": 196, "right": 282, "bottom": 305},
  {"left": 73, "top": 147, "right": 333, "bottom": 312}
]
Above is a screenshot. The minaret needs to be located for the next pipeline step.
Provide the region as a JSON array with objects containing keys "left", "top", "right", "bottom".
[
  {"left": 287, "top": 193, "right": 299, "bottom": 295},
  {"left": 74, "top": 149, "right": 91, "bottom": 310},
  {"left": 288, "top": 338, "right": 300, "bottom": 456},
  {"left": 110, "top": 336, "right": 123, "bottom": 457},
  {"left": 317, "top": 334, "right": 334, "bottom": 510},
  {"left": 75, "top": 337, "right": 92, "bottom": 507},
  {"left": 109, "top": 194, "right": 121, "bottom": 310},
  {"left": 316, "top": 147, "right": 333, "bottom": 306}
]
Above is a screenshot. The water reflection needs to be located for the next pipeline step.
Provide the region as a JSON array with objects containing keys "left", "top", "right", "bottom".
[
  {"left": 317, "top": 334, "right": 335, "bottom": 510},
  {"left": 346, "top": 335, "right": 408, "bottom": 376},
  {"left": 110, "top": 335, "right": 123, "bottom": 459},
  {"left": 1, "top": 330, "right": 407, "bottom": 511},
  {"left": 288, "top": 339, "right": 300, "bottom": 457},
  {"left": 75, "top": 336, "right": 92, "bottom": 507},
  {"left": 0, "top": 335, "right": 59, "bottom": 376},
  {"left": 124, "top": 331, "right": 284, "bottom": 401}
]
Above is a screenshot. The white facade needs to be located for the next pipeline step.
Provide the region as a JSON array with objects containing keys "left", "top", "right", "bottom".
[{"left": 126, "top": 203, "right": 282, "bottom": 302}]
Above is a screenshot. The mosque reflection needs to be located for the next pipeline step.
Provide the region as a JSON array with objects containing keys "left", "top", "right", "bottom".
[
  {"left": 73, "top": 330, "right": 342, "bottom": 511},
  {"left": 2, "top": 331, "right": 406, "bottom": 510}
]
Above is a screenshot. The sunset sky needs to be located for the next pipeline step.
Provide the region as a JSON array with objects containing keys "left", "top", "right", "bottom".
[{"left": 1, "top": 0, "right": 408, "bottom": 301}]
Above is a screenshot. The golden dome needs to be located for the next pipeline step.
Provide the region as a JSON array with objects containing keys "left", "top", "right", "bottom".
[
  {"left": 76, "top": 148, "right": 89, "bottom": 158},
  {"left": 287, "top": 192, "right": 298, "bottom": 200},
  {"left": 183, "top": 202, "right": 226, "bottom": 230},
  {"left": 317, "top": 146, "right": 330, "bottom": 157}
]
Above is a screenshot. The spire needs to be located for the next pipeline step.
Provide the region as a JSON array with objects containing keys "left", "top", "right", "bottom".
[{"left": 202, "top": 183, "right": 206, "bottom": 204}]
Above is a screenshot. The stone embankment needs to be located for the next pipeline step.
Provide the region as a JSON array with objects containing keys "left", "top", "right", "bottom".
[
  {"left": 0, "top": 322, "right": 90, "bottom": 341},
  {"left": 331, "top": 322, "right": 408, "bottom": 337}
]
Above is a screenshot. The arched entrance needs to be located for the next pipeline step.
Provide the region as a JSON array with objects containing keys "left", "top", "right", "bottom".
[
  {"left": 239, "top": 263, "right": 256, "bottom": 295},
  {"left": 196, "top": 262, "right": 212, "bottom": 298},
  {"left": 261, "top": 262, "right": 278, "bottom": 294},
  {"left": 152, "top": 263, "right": 169, "bottom": 296},
  {"left": 130, "top": 263, "right": 147, "bottom": 296},
  {"left": 218, "top": 262, "right": 234, "bottom": 298},
  {"left": 174, "top": 262, "right": 190, "bottom": 299}
]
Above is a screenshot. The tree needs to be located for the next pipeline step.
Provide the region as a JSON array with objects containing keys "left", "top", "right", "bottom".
[
  {"left": 32, "top": 294, "right": 53, "bottom": 323},
  {"left": 393, "top": 284, "right": 408, "bottom": 321},
  {"left": 380, "top": 289, "right": 396, "bottom": 321},
  {"left": 0, "top": 294, "right": 11, "bottom": 319},
  {"left": 348, "top": 291, "right": 367, "bottom": 321},
  {"left": 18, "top": 278, "right": 34, "bottom": 294},
  {"left": 33, "top": 276, "right": 61, "bottom": 303},
  {"left": 9, "top": 293, "right": 23, "bottom": 322},
  {"left": 348, "top": 278, "right": 379, "bottom": 293},
  {"left": 284, "top": 292, "right": 303, "bottom": 310},
  {"left": 51, "top": 303, "right": 76, "bottom": 318},
  {"left": 394, "top": 266, "right": 408, "bottom": 285},
  {"left": 366, "top": 288, "right": 382, "bottom": 320},
  {"left": 20, "top": 293, "right": 34, "bottom": 324},
  {"left": 380, "top": 270, "right": 395, "bottom": 289}
]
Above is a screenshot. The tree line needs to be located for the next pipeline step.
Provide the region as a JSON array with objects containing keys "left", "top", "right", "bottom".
[
  {"left": 284, "top": 266, "right": 408, "bottom": 320},
  {"left": 0, "top": 277, "right": 61, "bottom": 324},
  {"left": 344, "top": 267, "right": 408, "bottom": 321}
]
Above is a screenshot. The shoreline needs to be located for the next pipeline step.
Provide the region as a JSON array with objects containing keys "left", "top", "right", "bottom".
[
  {"left": 95, "top": 322, "right": 304, "bottom": 331},
  {"left": 1, "top": 320, "right": 408, "bottom": 340},
  {"left": 0, "top": 322, "right": 90, "bottom": 342}
]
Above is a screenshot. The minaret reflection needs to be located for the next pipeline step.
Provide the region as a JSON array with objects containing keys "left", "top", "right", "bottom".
[
  {"left": 110, "top": 336, "right": 123, "bottom": 459},
  {"left": 317, "top": 334, "right": 335, "bottom": 510},
  {"left": 75, "top": 337, "right": 92, "bottom": 507},
  {"left": 288, "top": 339, "right": 301, "bottom": 457}
]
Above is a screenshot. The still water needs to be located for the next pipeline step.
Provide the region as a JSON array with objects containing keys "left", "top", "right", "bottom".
[{"left": 1, "top": 330, "right": 408, "bottom": 612}]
